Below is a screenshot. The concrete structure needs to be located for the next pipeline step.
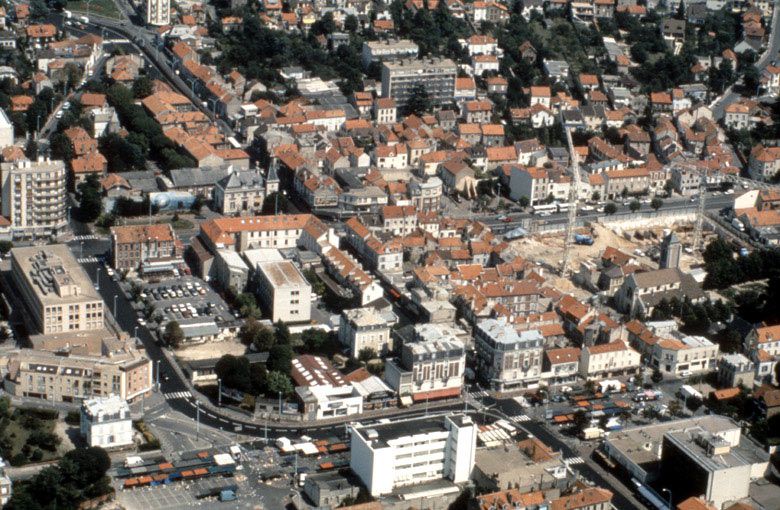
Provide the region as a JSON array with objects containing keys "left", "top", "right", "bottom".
[
  {"left": 384, "top": 324, "right": 465, "bottom": 405},
  {"left": 295, "top": 384, "right": 363, "bottom": 420},
  {"left": 381, "top": 58, "right": 457, "bottom": 109},
  {"left": 214, "top": 249, "right": 251, "bottom": 292},
  {"left": 349, "top": 414, "right": 476, "bottom": 496},
  {"left": 659, "top": 231, "right": 681, "bottom": 269},
  {"left": 339, "top": 307, "right": 394, "bottom": 359},
  {"left": 11, "top": 245, "right": 104, "bottom": 334},
  {"left": 1, "top": 158, "right": 68, "bottom": 240},
  {"left": 146, "top": 0, "right": 170, "bottom": 25},
  {"left": 303, "top": 472, "right": 361, "bottom": 508},
  {"left": 254, "top": 260, "right": 311, "bottom": 323},
  {"left": 717, "top": 353, "right": 755, "bottom": 388},
  {"left": 110, "top": 224, "right": 179, "bottom": 272},
  {"left": 362, "top": 39, "right": 419, "bottom": 68},
  {"left": 474, "top": 318, "right": 543, "bottom": 391},
  {"left": 80, "top": 395, "right": 133, "bottom": 448},
  {"left": 0, "top": 108, "right": 13, "bottom": 148}
]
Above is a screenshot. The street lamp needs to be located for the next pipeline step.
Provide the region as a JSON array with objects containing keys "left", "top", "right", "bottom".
[
  {"left": 113, "top": 294, "right": 118, "bottom": 318},
  {"left": 661, "top": 488, "right": 672, "bottom": 510},
  {"left": 95, "top": 267, "right": 100, "bottom": 290},
  {"left": 133, "top": 325, "right": 138, "bottom": 339},
  {"left": 278, "top": 390, "right": 283, "bottom": 416},
  {"left": 155, "top": 360, "right": 160, "bottom": 391},
  {"left": 218, "top": 378, "right": 222, "bottom": 407},
  {"left": 80, "top": 241, "right": 84, "bottom": 258}
]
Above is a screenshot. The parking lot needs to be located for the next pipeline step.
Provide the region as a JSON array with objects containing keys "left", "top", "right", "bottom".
[{"left": 140, "top": 277, "right": 241, "bottom": 335}]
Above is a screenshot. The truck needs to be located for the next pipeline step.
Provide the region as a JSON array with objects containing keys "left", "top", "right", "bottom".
[
  {"left": 632, "top": 389, "right": 662, "bottom": 402},
  {"left": 580, "top": 427, "right": 605, "bottom": 440},
  {"left": 599, "top": 379, "right": 624, "bottom": 394},
  {"left": 63, "top": 9, "right": 72, "bottom": 18},
  {"left": 731, "top": 218, "right": 745, "bottom": 232},
  {"left": 679, "top": 385, "right": 703, "bottom": 401},
  {"left": 575, "top": 234, "right": 594, "bottom": 246},
  {"left": 79, "top": 15, "right": 89, "bottom": 24}
]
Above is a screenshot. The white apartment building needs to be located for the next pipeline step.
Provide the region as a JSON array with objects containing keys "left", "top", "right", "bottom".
[
  {"left": 361, "top": 39, "right": 419, "bottom": 68},
  {"left": 409, "top": 177, "right": 442, "bottom": 212},
  {"left": 296, "top": 384, "right": 363, "bottom": 421},
  {"left": 254, "top": 260, "right": 311, "bottom": 323},
  {"left": 384, "top": 324, "right": 466, "bottom": 405},
  {"left": 0, "top": 108, "right": 13, "bottom": 148},
  {"left": 80, "top": 395, "right": 133, "bottom": 448},
  {"left": 338, "top": 307, "right": 394, "bottom": 358},
  {"left": 381, "top": 58, "right": 457, "bottom": 109},
  {"left": 146, "top": 0, "right": 170, "bottom": 25},
  {"left": 382, "top": 205, "right": 417, "bottom": 236},
  {"left": 1, "top": 158, "right": 68, "bottom": 240},
  {"left": 745, "top": 323, "right": 780, "bottom": 357},
  {"left": 650, "top": 335, "right": 719, "bottom": 376},
  {"left": 508, "top": 165, "right": 570, "bottom": 205},
  {"left": 474, "top": 318, "right": 543, "bottom": 391},
  {"left": 349, "top": 414, "right": 477, "bottom": 496},
  {"left": 580, "top": 341, "right": 641, "bottom": 380},
  {"left": 11, "top": 245, "right": 104, "bottom": 335}
]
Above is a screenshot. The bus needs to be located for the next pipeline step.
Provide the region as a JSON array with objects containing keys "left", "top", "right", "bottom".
[
  {"left": 557, "top": 202, "right": 571, "bottom": 213},
  {"left": 532, "top": 203, "right": 558, "bottom": 215}
]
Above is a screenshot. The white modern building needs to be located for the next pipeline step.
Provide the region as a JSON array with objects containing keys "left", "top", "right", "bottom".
[
  {"left": 361, "top": 39, "right": 419, "bottom": 68},
  {"left": 1, "top": 158, "right": 68, "bottom": 240},
  {"left": 254, "top": 260, "right": 311, "bottom": 323},
  {"left": 80, "top": 395, "right": 133, "bottom": 448},
  {"left": 338, "top": 306, "right": 395, "bottom": 359},
  {"left": 650, "top": 334, "right": 719, "bottom": 376},
  {"left": 146, "top": 0, "right": 170, "bottom": 25},
  {"left": 295, "top": 384, "right": 363, "bottom": 421},
  {"left": 349, "top": 414, "right": 477, "bottom": 496},
  {"left": 474, "top": 318, "right": 543, "bottom": 391},
  {"left": 0, "top": 108, "right": 13, "bottom": 148}
]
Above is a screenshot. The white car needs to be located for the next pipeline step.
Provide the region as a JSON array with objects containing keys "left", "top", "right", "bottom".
[{"left": 106, "top": 268, "right": 115, "bottom": 277}]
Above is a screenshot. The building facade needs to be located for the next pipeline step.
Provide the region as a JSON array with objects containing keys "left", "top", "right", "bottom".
[
  {"left": 1, "top": 158, "right": 68, "bottom": 240},
  {"left": 80, "top": 395, "right": 133, "bottom": 448},
  {"left": 381, "top": 58, "right": 457, "bottom": 109},
  {"left": 254, "top": 260, "right": 312, "bottom": 323},
  {"left": 110, "top": 224, "right": 179, "bottom": 272},
  {"left": 338, "top": 307, "right": 393, "bottom": 359},
  {"left": 146, "top": 0, "right": 170, "bottom": 25},
  {"left": 474, "top": 318, "right": 543, "bottom": 391}
]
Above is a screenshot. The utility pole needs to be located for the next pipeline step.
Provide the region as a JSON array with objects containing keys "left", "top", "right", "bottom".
[
  {"left": 196, "top": 401, "right": 200, "bottom": 440},
  {"left": 692, "top": 169, "right": 708, "bottom": 252},
  {"left": 218, "top": 379, "right": 222, "bottom": 407},
  {"left": 560, "top": 118, "right": 581, "bottom": 277}
]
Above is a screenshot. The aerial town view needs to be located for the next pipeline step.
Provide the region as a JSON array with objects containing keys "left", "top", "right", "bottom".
[{"left": 0, "top": 0, "right": 777, "bottom": 508}]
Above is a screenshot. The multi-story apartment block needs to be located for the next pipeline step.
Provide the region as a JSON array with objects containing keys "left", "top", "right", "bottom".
[
  {"left": 361, "top": 39, "right": 419, "bottom": 68},
  {"left": 384, "top": 324, "right": 466, "bottom": 404},
  {"left": 650, "top": 335, "right": 719, "bottom": 376},
  {"left": 254, "top": 260, "right": 311, "bottom": 323},
  {"left": 349, "top": 414, "right": 477, "bottom": 496},
  {"left": 381, "top": 58, "right": 457, "bottom": 109},
  {"left": 373, "top": 97, "right": 397, "bottom": 124},
  {"left": 5, "top": 334, "right": 152, "bottom": 403},
  {"left": 604, "top": 167, "right": 651, "bottom": 199},
  {"left": 718, "top": 353, "right": 755, "bottom": 388},
  {"left": 213, "top": 169, "right": 266, "bottom": 215},
  {"left": 509, "top": 165, "right": 571, "bottom": 204},
  {"left": 409, "top": 177, "right": 443, "bottom": 212},
  {"left": 580, "top": 341, "right": 641, "bottom": 379},
  {"left": 475, "top": 318, "right": 543, "bottom": 391},
  {"left": 197, "top": 214, "right": 328, "bottom": 255},
  {"left": 381, "top": 205, "right": 417, "bottom": 236},
  {"left": 110, "top": 224, "right": 179, "bottom": 272},
  {"left": 671, "top": 164, "right": 702, "bottom": 196},
  {"left": 80, "top": 395, "right": 133, "bottom": 448},
  {"left": 748, "top": 144, "right": 780, "bottom": 181},
  {"left": 146, "top": 0, "right": 171, "bottom": 25},
  {"left": 11, "top": 245, "right": 104, "bottom": 334},
  {"left": 1, "top": 158, "right": 68, "bottom": 240},
  {"left": 338, "top": 306, "right": 395, "bottom": 358}
]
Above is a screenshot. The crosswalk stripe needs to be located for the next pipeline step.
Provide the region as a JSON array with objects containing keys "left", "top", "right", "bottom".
[
  {"left": 565, "top": 457, "right": 585, "bottom": 465},
  {"left": 74, "top": 235, "right": 101, "bottom": 241},
  {"left": 77, "top": 256, "right": 99, "bottom": 263},
  {"left": 164, "top": 391, "right": 192, "bottom": 400},
  {"left": 511, "top": 414, "right": 531, "bottom": 423}
]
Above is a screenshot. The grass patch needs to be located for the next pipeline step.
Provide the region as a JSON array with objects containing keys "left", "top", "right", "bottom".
[
  {"left": 133, "top": 420, "right": 161, "bottom": 452},
  {"left": 169, "top": 218, "right": 194, "bottom": 230},
  {"left": 67, "top": 0, "right": 123, "bottom": 20},
  {"left": 0, "top": 404, "right": 63, "bottom": 466}
]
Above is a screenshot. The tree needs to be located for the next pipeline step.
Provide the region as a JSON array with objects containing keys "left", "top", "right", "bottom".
[
  {"left": 163, "top": 321, "right": 184, "bottom": 348},
  {"left": 405, "top": 83, "right": 431, "bottom": 116},
  {"left": 268, "top": 343, "right": 293, "bottom": 374},
  {"left": 0, "top": 240, "right": 12, "bottom": 255},
  {"left": 132, "top": 76, "right": 153, "bottom": 99},
  {"left": 344, "top": 14, "right": 359, "bottom": 33},
  {"left": 260, "top": 191, "right": 288, "bottom": 215},
  {"left": 743, "top": 65, "right": 761, "bottom": 94},
  {"left": 215, "top": 355, "right": 252, "bottom": 393},
  {"left": 190, "top": 194, "right": 205, "bottom": 214},
  {"left": 675, "top": 0, "right": 685, "bottom": 20},
  {"left": 77, "top": 174, "right": 103, "bottom": 222},
  {"left": 274, "top": 320, "right": 291, "bottom": 345},
  {"left": 667, "top": 399, "right": 683, "bottom": 417},
  {"left": 591, "top": 191, "right": 601, "bottom": 201},
  {"left": 25, "top": 139, "right": 38, "bottom": 160},
  {"left": 302, "top": 328, "right": 330, "bottom": 354},
  {"left": 651, "top": 367, "right": 663, "bottom": 383},
  {"left": 266, "top": 370, "right": 293, "bottom": 397},
  {"left": 629, "top": 199, "right": 641, "bottom": 212},
  {"left": 30, "top": 0, "right": 50, "bottom": 19},
  {"left": 572, "top": 409, "right": 590, "bottom": 434},
  {"left": 651, "top": 197, "right": 664, "bottom": 210},
  {"left": 358, "top": 347, "right": 377, "bottom": 363},
  {"left": 604, "top": 202, "right": 618, "bottom": 215},
  {"left": 664, "top": 180, "right": 674, "bottom": 196},
  {"left": 518, "top": 195, "right": 530, "bottom": 208}
]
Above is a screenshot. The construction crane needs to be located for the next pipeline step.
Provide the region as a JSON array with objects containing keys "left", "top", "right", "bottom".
[{"left": 560, "top": 122, "right": 581, "bottom": 277}]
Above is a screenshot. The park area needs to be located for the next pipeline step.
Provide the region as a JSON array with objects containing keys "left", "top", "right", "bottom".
[
  {"left": 67, "top": 0, "right": 122, "bottom": 19},
  {"left": 0, "top": 398, "right": 72, "bottom": 466}
]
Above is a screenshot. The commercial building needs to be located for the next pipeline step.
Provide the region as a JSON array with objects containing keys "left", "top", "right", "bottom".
[
  {"left": 384, "top": 323, "right": 466, "bottom": 405},
  {"left": 146, "top": 0, "right": 170, "bottom": 25},
  {"left": 580, "top": 341, "right": 641, "bottom": 379},
  {"left": 381, "top": 58, "right": 457, "bottom": 109},
  {"left": 650, "top": 335, "right": 719, "bottom": 376},
  {"left": 1, "top": 158, "right": 68, "bottom": 240},
  {"left": 660, "top": 423, "right": 769, "bottom": 508},
  {"left": 361, "top": 39, "right": 419, "bottom": 68},
  {"left": 474, "top": 318, "right": 543, "bottom": 391},
  {"left": 11, "top": 245, "right": 104, "bottom": 334},
  {"left": 349, "top": 413, "right": 476, "bottom": 496},
  {"left": 5, "top": 334, "right": 153, "bottom": 403},
  {"left": 254, "top": 260, "right": 311, "bottom": 323},
  {"left": 80, "top": 395, "right": 133, "bottom": 448},
  {"left": 110, "top": 224, "right": 180, "bottom": 273},
  {"left": 339, "top": 307, "right": 395, "bottom": 359}
]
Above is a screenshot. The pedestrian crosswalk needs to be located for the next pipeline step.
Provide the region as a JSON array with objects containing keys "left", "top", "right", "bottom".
[
  {"left": 164, "top": 391, "right": 192, "bottom": 400},
  {"left": 77, "top": 256, "right": 100, "bottom": 263},
  {"left": 469, "top": 389, "right": 489, "bottom": 399},
  {"left": 510, "top": 414, "right": 531, "bottom": 423},
  {"left": 73, "top": 234, "right": 101, "bottom": 241},
  {"left": 564, "top": 456, "right": 585, "bottom": 465}
]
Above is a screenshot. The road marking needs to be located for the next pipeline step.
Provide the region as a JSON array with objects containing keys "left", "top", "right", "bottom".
[
  {"left": 511, "top": 414, "right": 531, "bottom": 423},
  {"left": 163, "top": 391, "right": 192, "bottom": 400},
  {"left": 565, "top": 456, "right": 585, "bottom": 465},
  {"left": 77, "top": 256, "right": 100, "bottom": 263},
  {"left": 206, "top": 412, "right": 216, "bottom": 418}
]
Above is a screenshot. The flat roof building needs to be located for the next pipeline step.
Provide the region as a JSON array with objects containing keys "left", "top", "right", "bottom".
[
  {"left": 1, "top": 158, "right": 68, "bottom": 240},
  {"left": 80, "top": 395, "right": 133, "bottom": 448},
  {"left": 475, "top": 318, "right": 543, "bottom": 391},
  {"left": 381, "top": 58, "right": 457, "bottom": 109},
  {"left": 11, "top": 245, "right": 104, "bottom": 334},
  {"left": 349, "top": 413, "right": 476, "bottom": 496},
  {"left": 254, "top": 260, "right": 311, "bottom": 323}
]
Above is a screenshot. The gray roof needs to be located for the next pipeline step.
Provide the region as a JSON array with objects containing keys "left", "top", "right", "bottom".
[
  {"left": 631, "top": 268, "right": 682, "bottom": 289},
  {"left": 169, "top": 166, "right": 230, "bottom": 188},
  {"left": 122, "top": 170, "right": 161, "bottom": 193},
  {"left": 218, "top": 169, "right": 265, "bottom": 190}
]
